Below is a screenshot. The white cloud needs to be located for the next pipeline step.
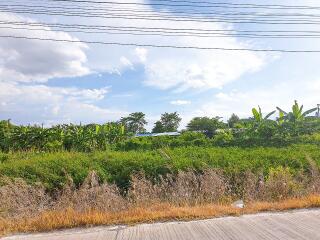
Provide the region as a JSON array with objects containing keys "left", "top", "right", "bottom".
[
  {"left": 120, "top": 56, "right": 134, "bottom": 69},
  {"left": 0, "top": 12, "right": 89, "bottom": 83},
  {"left": 143, "top": 40, "right": 265, "bottom": 92},
  {"left": 171, "top": 77, "right": 320, "bottom": 129},
  {"left": 170, "top": 100, "right": 191, "bottom": 106},
  {"left": 135, "top": 47, "right": 148, "bottom": 63},
  {"left": 2, "top": 0, "right": 304, "bottom": 126},
  {"left": 59, "top": 0, "right": 267, "bottom": 92},
  {"left": 1, "top": 1, "right": 267, "bottom": 91},
  {"left": 194, "top": 79, "right": 320, "bottom": 121},
  {"left": 0, "top": 82, "right": 126, "bottom": 125}
]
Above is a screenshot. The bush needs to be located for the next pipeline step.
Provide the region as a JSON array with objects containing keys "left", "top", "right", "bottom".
[
  {"left": 116, "top": 137, "right": 152, "bottom": 151},
  {"left": 264, "top": 166, "right": 302, "bottom": 200},
  {"left": 212, "top": 130, "right": 234, "bottom": 146}
]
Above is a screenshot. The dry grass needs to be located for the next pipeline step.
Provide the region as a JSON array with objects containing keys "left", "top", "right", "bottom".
[
  {"left": 0, "top": 177, "right": 49, "bottom": 218},
  {"left": 1, "top": 160, "right": 320, "bottom": 237},
  {"left": 128, "top": 170, "right": 227, "bottom": 205},
  {"left": 1, "top": 195, "right": 320, "bottom": 237}
]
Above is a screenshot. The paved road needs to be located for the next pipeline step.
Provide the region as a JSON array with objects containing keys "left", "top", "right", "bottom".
[{"left": 3, "top": 209, "right": 320, "bottom": 240}]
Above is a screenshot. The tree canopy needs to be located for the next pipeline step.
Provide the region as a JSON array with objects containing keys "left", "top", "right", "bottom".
[
  {"left": 187, "top": 117, "right": 226, "bottom": 137},
  {"left": 227, "top": 114, "right": 240, "bottom": 128},
  {"left": 152, "top": 112, "right": 181, "bottom": 133},
  {"left": 120, "top": 112, "right": 147, "bottom": 134}
]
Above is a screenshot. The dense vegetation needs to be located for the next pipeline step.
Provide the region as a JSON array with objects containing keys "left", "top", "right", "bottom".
[
  {"left": 0, "top": 100, "right": 320, "bottom": 192},
  {"left": 0, "top": 101, "right": 319, "bottom": 152},
  {"left": 1, "top": 101, "right": 320, "bottom": 234},
  {"left": 0, "top": 144, "right": 319, "bottom": 192}
]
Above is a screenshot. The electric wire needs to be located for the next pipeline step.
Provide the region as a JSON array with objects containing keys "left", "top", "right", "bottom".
[
  {"left": 3, "top": 8, "right": 320, "bottom": 25},
  {"left": 0, "top": 34, "right": 320, "bottom": 52}
]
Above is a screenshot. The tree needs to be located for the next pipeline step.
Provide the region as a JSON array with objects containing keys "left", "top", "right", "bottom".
[
  {"left": 152, "top": 121, "right": 164, "bottom": 133},
  {"left": 152, "top": 112, "right": 181, "bottom": 133},
  {"left": 186, "top": 117, "right": 226, "bottom": 138},
  {"left": 247, "top": 106, "right": 277, "bottom": 139},
  {"left": 120, "top": 112, "right": 147, "bottom": 134},
  {"left": 227, "top": 114, "right": 240, "bottom": 128},
  {"left": 277, "top": 100, "right": 318, "bottom": 123},
  {"left": 276, "top": 101, "right": 318, "bottom": 136},
  {"left": 252, "top": 106, "right": 275, "bottom": 123}
]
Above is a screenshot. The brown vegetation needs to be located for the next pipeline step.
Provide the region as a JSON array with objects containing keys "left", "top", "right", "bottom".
[
  {"left": 1, "top": 159, "right": 320, "bottom": 236},
  {"left": 1, "top": 196, "right": 320, "bottom": 237}
]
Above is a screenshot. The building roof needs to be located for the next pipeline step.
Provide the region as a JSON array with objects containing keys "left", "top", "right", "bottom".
[{"left": 135, "top": 132, "right": 180, "bottom": 137}]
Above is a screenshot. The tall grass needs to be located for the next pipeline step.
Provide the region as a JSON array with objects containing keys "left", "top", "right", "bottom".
[
  {"left": 1, "top": 145, "right": 319, "bottom": 191},
  {"left": 1, "top": 169, "right": 320, "bottom": 236},
  {"left": 1, "top": 145, "right": 320, "bottom": 235}
]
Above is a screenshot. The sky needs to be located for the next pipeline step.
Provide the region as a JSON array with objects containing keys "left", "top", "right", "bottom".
[{"left": 0, "top": 0, "right": 320, "bottom": 130}]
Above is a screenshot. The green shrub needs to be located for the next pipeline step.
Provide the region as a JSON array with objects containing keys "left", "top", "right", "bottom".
[
  {"left": 0, "top": 145, "right": 318, "bottom": 192},
  {"left": 212, "top": 130, "right": 234, "bottom": 146},
  {"left": 116, "top": 137, "right": 152, "bottom": 151}
]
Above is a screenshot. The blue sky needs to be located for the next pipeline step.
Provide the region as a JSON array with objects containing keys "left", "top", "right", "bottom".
[{"left": 0, "top": 0, "right": 320, "bottom": 130}]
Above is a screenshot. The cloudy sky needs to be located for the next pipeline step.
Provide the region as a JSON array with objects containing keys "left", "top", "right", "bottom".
[{"left": 0, "top": 0, "right": 320, "bottom": 129}]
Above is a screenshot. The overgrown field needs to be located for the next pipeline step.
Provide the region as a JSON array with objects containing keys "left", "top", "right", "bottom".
[
  {"left": 2, "top": 144, "right": 320, "bottom": 235},
  {"left": 1, "top": 145, "right": 319, "bottom": 191}
]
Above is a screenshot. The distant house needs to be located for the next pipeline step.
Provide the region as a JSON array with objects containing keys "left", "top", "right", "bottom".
[{"left": 135, "top": 132, "right": 181, "bottom": 137}]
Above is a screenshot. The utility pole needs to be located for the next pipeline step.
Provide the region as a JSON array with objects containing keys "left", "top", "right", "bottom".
[{"left": 317, "top": 104, "right": 320, "bottom": 118}]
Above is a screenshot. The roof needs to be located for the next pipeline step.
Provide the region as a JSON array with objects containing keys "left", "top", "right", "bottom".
[{"left": 135, "top": 132, "right": 181, "bottom": 137}]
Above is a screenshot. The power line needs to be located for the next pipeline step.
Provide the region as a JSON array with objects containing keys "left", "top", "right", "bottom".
[
  {"left": 4, "top": 3, "right": 320, "bottom": 19},
  {"left": 3, "top": 7, "right": 320, "bottom": 23},
  {"left": 124, "top": 0, "right": 320, "bottom": 10},
  {"left": 3, "top": 8, "right": 320, "bottom": 25},
  {"left": 0, "top": 34, "right": 320, "bottom": 52},
  {"left": 30, "top": 0, "right": 320, "bottom": 10},
  {"left": 3, "top": 22, "right": 320, "bottom": 39},
  {"left": 4, "top": 4, "right": 320, "bottom": 21},
  {"left": 4, "top": 25, "right": 320, "bottom": 38},
  {"left": 2, "top": 20, "right": 320, "bottom": 35},
  {"left": 8, "top": 1, "right": 320, "bottom": 22},
  {"left": 5, "top": 2, "right": 320, "bottom": 24}
]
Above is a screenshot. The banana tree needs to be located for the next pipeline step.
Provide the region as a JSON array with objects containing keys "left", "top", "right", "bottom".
[
  {"left": 276, "top": 100, "right": 317, "bottom": 123},
  {"left": 276, "top": 100, "right": 318, "bottom": 136},
  {"left": 249, "top": 106, "right": 277, "bottom": 139},
  {"left": 252, "top": 106, "right": 276, "bottom": 122},
  {"left": 0, "top": 120, "right": 13, "bottom": 152}
]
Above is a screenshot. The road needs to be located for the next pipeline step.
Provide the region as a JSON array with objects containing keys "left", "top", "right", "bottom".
[{"left": 3, "top": 209, "right": 320, "bottom": 240}]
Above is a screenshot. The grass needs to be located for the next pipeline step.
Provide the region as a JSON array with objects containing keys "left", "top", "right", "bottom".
[
  {"left": 1, "top": 144, "right": 320, "bottom": 237},
  {"left": 1, "top": 144, "right": 319, "bottom": 191},
  {"left": 1, "top": 195, "right": 320, "bottom": 237}
]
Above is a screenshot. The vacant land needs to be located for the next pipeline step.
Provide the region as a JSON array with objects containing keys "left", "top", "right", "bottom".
[
  {"left": 1, "top": 145, "right": 319, "bottom": 191},
  {"left": 1, "top": 145, "right": 320, "bottom": 236},
  {"left": 1, "top": 103, "right": 320, "bottom": 236}
]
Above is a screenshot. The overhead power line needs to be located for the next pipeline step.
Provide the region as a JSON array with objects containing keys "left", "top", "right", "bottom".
[
  {"left": 3, "top": 20, "right": 320, "bottom": 34},
  {"left": 3, "top": 7, "right": 320, "bottom": 23},
  {"left": 4, "top": 3, "right": 320, "bottom": 18},
  {"left": 31, "top": 0, "right": 320, "bottom": 10},
  {"left": 0, "top": 34, "right": 320, "bottom": 52},
  {"left": 3, "top": 8, "right": 320, "bottom": 25},
  {"left": 4, "top": 25, "right": 320, "bottom": 39},
  {"left": 2, "top": 1, "right": 320, "bottom": 53},
  {"left": 2, "top": 21, "right": 320, "bottom": 39}
]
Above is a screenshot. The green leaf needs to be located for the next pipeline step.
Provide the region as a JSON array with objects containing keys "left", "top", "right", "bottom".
[
  {"left": 264, "top": 110, "right": 276, "bottom": 120},
  {"left": 302, "top": 107, "right": 318, "bottom": 117},
  {"left": 252, "top": 108, "right": 261, "bottom": 122},
  {"left": 276, "top": 107, "right": 287, "bottom": 115}
]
